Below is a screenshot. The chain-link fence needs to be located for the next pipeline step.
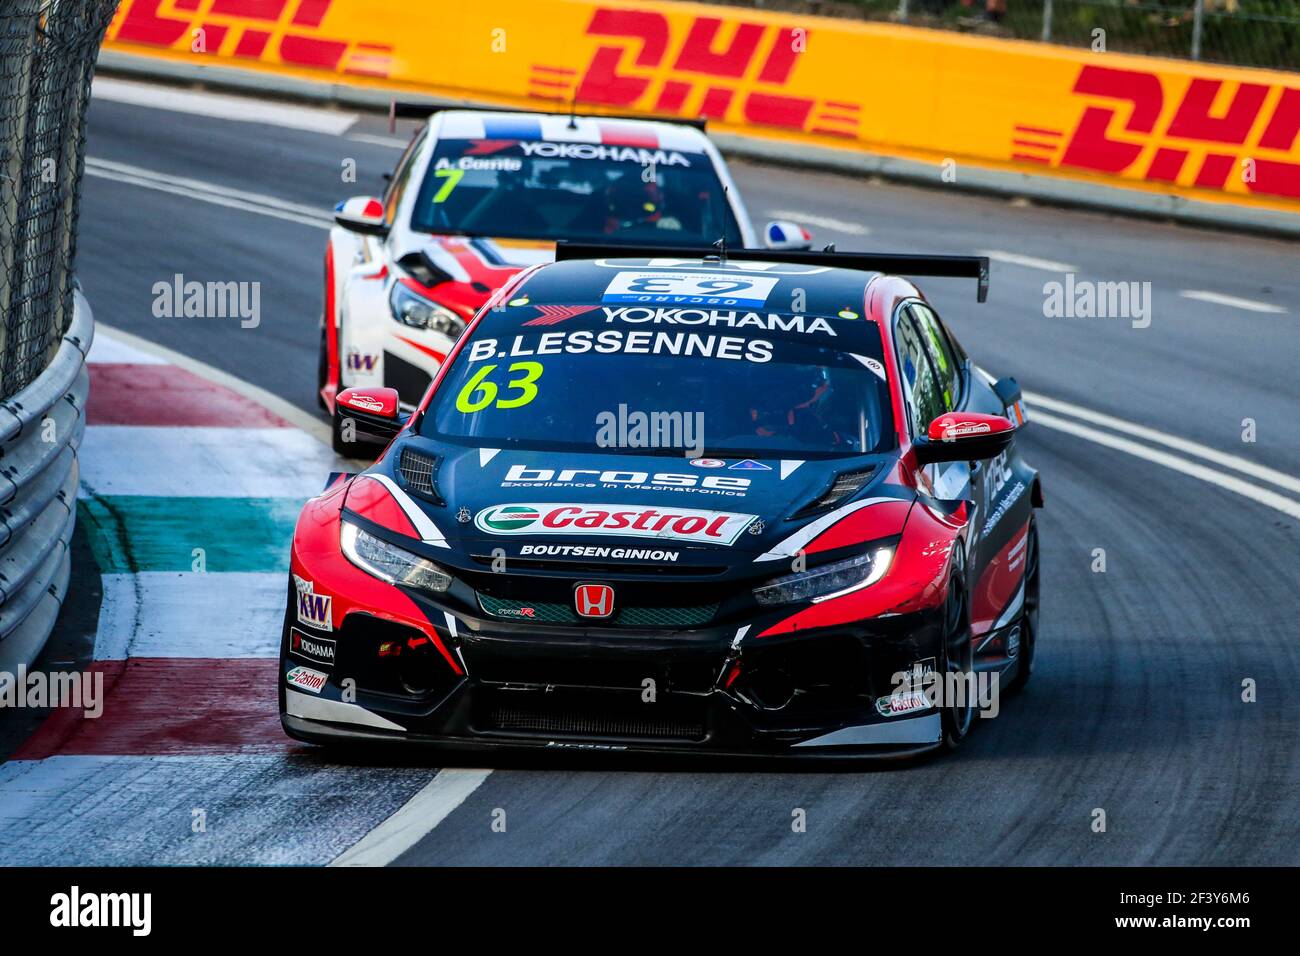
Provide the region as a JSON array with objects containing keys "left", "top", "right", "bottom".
[
  {"left": 0, "top": 0, "right": 117, "bottom": 401},
  {"left": 722, "top": 1, "right": 1300, "bottom": 71}
]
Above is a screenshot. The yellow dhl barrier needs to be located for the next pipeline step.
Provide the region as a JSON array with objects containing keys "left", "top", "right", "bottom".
[{"left": 104, "top": 0, "right": 1300, "bottom": 215}]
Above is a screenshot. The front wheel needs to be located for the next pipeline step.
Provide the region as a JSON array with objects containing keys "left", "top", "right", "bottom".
[
  {"left": 1006, "top": 519, "right": 1040, "bottom": 694},
  {"left": 940, "top": 575, "right": 975, "bottom": 751}
]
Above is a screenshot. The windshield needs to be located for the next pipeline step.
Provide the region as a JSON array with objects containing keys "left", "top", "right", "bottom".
[
  {"left": 410, "top": 137, "right": 743, "bottom": 246},
  {"left": 421, "top": 302, "right": 894, "bottom": 460}
]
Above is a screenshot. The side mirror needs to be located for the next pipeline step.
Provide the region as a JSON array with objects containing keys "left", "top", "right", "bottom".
[
  {"left": 334, "top": 387, "right": 405, "bottom": 457},
  {"left": 913, "top": 412, "right": 1016, "bottom": 465},
  {"left": 334, "top": 196, "right": 389, "bottom": 237},
  {"left": 763, "top": 220, "right": 812, "bottom": 251}
]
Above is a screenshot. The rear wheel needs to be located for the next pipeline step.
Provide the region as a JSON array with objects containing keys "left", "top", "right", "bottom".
[
  {"left": 1007, "top": 519, "right": 1040, "bottom": 694},
  {"left": 940, "top": 574, "right": 975, "bottom": 750},
  {"left": 317, "top": 322, "right": 329, "bottom": 411}
]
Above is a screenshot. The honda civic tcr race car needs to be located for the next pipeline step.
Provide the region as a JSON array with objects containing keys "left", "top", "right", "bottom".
[
  {"left": 282, "top": 245, "right": 1042, "bottom": 758},
  {"left": 320, "top": 104, "right": 811, "bottom": 443}
]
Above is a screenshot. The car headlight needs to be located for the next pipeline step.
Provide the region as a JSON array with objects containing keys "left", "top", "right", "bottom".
[
  {"left": 753, "top": 546, "right": 894, "bottom": 606},
  {"left": 388, "top": 281, "right": 465, "bottom": 336},
  {"left": 340, "top": 520, "right": 452, "bottom": 593}
]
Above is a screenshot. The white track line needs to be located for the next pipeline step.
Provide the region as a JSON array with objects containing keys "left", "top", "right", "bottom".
[
  {"left": 980, "top": 249, "right": 1078, "bottom": 273},
  {"left": 85, "top": 157, "right": 332, "bottom": 229},
  {"left": 767, "top": 210, "right": 870, "bottom": 235},
  {"left": 330, "top": 769, "right": 492, "bottom": 866},
  {"left": 1026, "top": 391, "right": 1300, "bottom": 496},
  {"left": 87, "top": 157, "right": 329, "bottom": 218},
  {"left": 1178, "top": 290, "right": 1287, "bottom": 314},
  {"left": 1031, "top": 410, "right": 1300, "bottom": 521},
  {"left": 348, "top": 132, "right": 411, "bottom": 149},
  {"left": 92, "top": 75, "right": 359, "bottom": 135}
]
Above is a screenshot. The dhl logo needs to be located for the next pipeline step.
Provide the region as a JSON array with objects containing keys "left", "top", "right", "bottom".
[
  {"left": 110, "top": 0, "right": 391, "bottom": 78},
  {"left": 531, "top": 6, "right": 862, "bottom": 138},
  {"left": 1015, "top": 65, "right": 1300, "bottom": 200}
]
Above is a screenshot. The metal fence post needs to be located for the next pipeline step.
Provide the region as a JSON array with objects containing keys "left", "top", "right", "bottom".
[
  {"left": 1191, "top": 0, "right": 1205, "bottom": 60},
  {"left": 898, "top": 0, "right": 909, "bottom": 25},
  {"left": 1041, "top": 0, "right": 1054, "bottom": 43}
]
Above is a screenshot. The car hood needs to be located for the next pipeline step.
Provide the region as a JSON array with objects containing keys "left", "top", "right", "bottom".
[
  {"left": 419, "top": 234, "right": 554, "bottom": 274},
  {"left": 350, "top": 441, "right": 916, "bottom": 573}
]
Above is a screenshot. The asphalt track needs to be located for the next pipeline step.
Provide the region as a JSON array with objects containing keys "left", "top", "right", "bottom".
[{"left": 16, "top": 79, "right": 1300, "bottom": 865}]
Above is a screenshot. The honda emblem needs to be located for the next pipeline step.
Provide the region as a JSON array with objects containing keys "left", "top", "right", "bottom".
[{"left": 574, "top": 583, "right": 615, "bottom": 619}]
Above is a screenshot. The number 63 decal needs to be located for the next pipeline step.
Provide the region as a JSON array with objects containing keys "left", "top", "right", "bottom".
[{"left": 455, "top": 361, "right": 544, "bottom": 412}]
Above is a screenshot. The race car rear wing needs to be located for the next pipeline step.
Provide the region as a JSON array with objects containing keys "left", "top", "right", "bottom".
[
  {"left": 390, "top": 100, "right": 708, "bottom": 132},
  {"left": 554, "top": 243, "right": 991, "bottom": 302}
]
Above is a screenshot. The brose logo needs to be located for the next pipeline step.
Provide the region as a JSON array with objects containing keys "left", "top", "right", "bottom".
[
  {"left": 476, "top": 503, "right": 757, "bottom": 545},
  {"left": 503, "top": 464, "right": 749, "bottom": 495}
]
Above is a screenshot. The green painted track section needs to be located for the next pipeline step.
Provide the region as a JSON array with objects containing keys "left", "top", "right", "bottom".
[{"left": 79, "top": 496, "right": 303, "bottom": 573}]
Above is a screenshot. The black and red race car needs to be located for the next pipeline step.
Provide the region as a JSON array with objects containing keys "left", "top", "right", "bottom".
[{"left": 281, "top": 246, "right": 1041, "bottom": 758}]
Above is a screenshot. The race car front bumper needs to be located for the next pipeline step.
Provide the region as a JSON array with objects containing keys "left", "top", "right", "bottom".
[{"left": 279, "top": 596, "right": 950, "bottom": 758}]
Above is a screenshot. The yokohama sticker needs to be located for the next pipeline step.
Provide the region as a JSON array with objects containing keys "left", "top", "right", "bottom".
[
  {"left": 290, "top": 628, "right": 336, "bottom": 667},
  {"left": 475, "top": 503, "right": 756, "bottom": 545}
]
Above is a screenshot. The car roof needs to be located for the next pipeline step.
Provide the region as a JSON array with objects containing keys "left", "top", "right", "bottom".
[
  {"left": 515, "top": 256, "right": 890, "bottom": 318},
  {"left": 432, "top": 109, "right": 714, "bottom": 154}
]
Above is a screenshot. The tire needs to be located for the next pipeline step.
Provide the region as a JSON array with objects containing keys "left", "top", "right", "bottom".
[
  {"left": 316, "top": 322, "right": 329, "bottom": 411},
  {"left": 940, "top": 573, "right": 975, "bottom": 751},
  {"left": 1006, "top": 518, "right": 1040, "bottom": 694}
]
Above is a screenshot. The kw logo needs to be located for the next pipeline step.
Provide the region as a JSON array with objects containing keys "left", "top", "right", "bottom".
[
  {"left": 346, "top": 351, "right": 378, "bottom": 372},
  {"left": 110, "top": 0, "right": 392, "bottom": 78},
  {"left": 296, "top": 588, "right": 332, "bottom": 631},
  {"left": 531, "top": 8, "right": 861, "bottom": 138},
  {"left": 1015, "top": 65, "right": 1300, "bottom": 200}
]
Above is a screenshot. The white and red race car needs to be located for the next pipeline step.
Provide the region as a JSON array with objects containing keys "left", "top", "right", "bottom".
[{"left": 319, "top": 106, "right": 810, "bottom": 449}]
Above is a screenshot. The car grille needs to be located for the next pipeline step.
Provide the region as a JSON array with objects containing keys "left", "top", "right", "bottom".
[
  {"left": 477, "top": 593, "right": 717, "bottom": 628},
  {"left": 477, "top": 594, "right": 574, "bottom": 623},
  {"left": 481, "top": 694, "right": 707, "bottom": 741},
  {"left": 618, "top": 604, "right": 719, "bottom": 627}
]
